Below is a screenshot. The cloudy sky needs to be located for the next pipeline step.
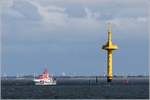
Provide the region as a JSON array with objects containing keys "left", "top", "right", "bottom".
[{"left": 1, "top": 0, "right": 149, "bottom": 76}]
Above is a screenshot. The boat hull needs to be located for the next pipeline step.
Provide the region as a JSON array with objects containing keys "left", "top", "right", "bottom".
[{"left": 34, "top": 79, "right": 56, "bottom": 85}]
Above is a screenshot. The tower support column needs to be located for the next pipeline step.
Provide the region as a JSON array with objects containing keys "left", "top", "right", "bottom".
[{"left": 107, "top": 50, "right": 112, "bottom": 82}]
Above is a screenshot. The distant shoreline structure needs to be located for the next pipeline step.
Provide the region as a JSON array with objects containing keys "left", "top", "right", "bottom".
[{"left": 1, "top": 75, "right": 149, "bottom": 79}]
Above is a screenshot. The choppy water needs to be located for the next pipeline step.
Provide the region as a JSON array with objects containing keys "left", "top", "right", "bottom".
[{"left": 1, "top": 77, "right": 149, "bottom": 99}]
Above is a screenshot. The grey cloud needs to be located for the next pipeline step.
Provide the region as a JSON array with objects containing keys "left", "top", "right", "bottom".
[{"left": 12, "top": 0, "right": 41, "bottom": 20}]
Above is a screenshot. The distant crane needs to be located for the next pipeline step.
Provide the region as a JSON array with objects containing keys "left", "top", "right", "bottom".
[{"left": 102, "top": 23, "right": 118, "bottom": 82}]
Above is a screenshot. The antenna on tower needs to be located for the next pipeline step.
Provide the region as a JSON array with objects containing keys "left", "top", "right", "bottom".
[{"left": 108, "top": 22, "right": 112, "bottom": 32}]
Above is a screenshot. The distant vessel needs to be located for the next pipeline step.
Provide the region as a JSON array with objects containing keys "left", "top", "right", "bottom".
[{"left": 33, "top": 69, "right": 56, "bottom": 85}]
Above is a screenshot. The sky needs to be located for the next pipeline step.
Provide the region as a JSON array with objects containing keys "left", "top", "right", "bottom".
[{"left": 0, "top": 0, "right": 149, "bottom": 76}]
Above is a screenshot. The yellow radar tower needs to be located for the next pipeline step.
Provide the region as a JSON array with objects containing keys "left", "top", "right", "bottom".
[{"left": 102, "top": 23, "right": 118, "bottom": 82}]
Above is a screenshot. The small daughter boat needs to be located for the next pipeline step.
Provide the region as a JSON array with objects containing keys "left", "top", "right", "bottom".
[{"left": 33, "top": 69, "right": 56, "bottom": 85}]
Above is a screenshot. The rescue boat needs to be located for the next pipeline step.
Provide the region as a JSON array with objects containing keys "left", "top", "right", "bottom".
[{"left": 33, "top": 69, "right": 56, "bottom": 85}]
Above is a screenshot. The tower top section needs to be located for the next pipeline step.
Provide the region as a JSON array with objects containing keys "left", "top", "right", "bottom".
[{"left": 102, "top": 23, "right": 118, "bottom": 50}]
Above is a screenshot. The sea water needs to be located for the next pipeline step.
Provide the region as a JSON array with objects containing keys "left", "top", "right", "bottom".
[{"left": 1, "top": 77, "right": 149, "bottom": 99}]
